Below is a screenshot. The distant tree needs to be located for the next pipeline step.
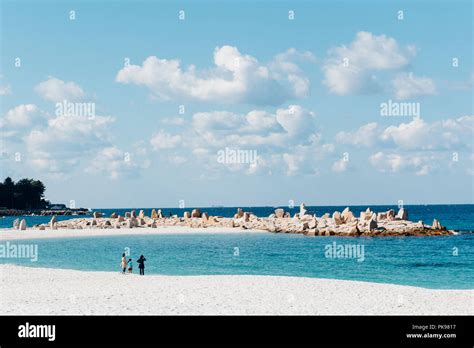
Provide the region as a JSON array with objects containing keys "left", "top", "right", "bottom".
[
  {"left": 0, "top": 177, "right": 48, "bottom": 209},
  {"left": 0, "top": 177, "right": 15, "bottom": 208}
]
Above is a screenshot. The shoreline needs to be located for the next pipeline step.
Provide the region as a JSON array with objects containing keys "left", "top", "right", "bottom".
[
  {"left": 1, "top": 264, "right": 472, "bottom": 315},
  {"left": 0, "top": 226, "right": 266, "bottom": 241}
]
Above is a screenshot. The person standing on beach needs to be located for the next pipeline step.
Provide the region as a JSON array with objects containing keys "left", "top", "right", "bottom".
[
  {"left": 121, "top": 253, "right": 127, "bottom": 274},
  {"left": 137, "top": 255, "right": 146, "bottom": 275},
  {"left": 127, "top": 258, "right": 133, "bottom": 273}
]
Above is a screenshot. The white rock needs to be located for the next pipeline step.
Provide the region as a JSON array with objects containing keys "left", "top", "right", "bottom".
[
  {"left": 19, "top": 219, "right": 27, "bottom": 230},
  {"left": 341, "top": 207, "right": 355, "bottom": 223},
  {"left": 49, "top": 216, "right": 57, "bottom": 229},
  {"left": 333, "top": 212, "right": 343, "bottom": 225},
  {"left": 274, "top": 208, "right": 285, "bottom": 218},
  {"left": 299, "top": 203, "right": 307, "bottom": 217},
  {"left": 396, "top": 208, "right": 408, "bottom": 220}
]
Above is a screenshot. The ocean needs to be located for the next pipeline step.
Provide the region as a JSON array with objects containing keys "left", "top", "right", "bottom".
[{"left": 0, "top": 204, "right": 472, "bottom": 289}]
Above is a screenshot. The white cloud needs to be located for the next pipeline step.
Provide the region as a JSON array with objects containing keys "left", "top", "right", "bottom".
[
  {"left": 0, "top": 104, "right": 42, "bottom": 129},
  {"left": 147, "top": 105, "right": 332, "bottom": 176},
  {"left": 150, "top": 130, "right": 182, "bottom": 150},
  {"left": 275, "top": 105, "right": 316, "bottom": 137},
  {"left": 322, "top": 31, "right": 413, "bottom": 95},
  {"left": 381, "top": 116, "right": 473, "bottom": 150},
  {"left": 337, "top": 116, "right": 473, "bottom": 151},
  {"left": 116, "top": 46, "right": 312, "bottom": 105},
  {"left": 337, "top": 115, "right": 473, "bottom": 176},
  {"left": 86, "top": 146, "right": 150, "bottom": 179},
  {"left": 189, "top": 105, "right": 316, "bottom": 150},
  {"left": 393, "top": 72, "right": 436, "bottom": 100},
  {"left": 369, "top": 152, "right": 434, "bottom": 176},
  {"left": 25, "top": 114, "right": 115, "bottom": 175},
  {"left": 161, "top": 117, "right": 186, "bottom": 126},
  {"left": 0, "top": 85, "right": 11, "bottom": 96},
  {"left": 332, "top": 158, "right": 348, "bottom": 172},
  {"left": 0, "top": 75, "right": 11, "bottom": 96},
  {"left": 35, "top": 77, "right": 85, "bottom": 102},
  {"left": 168, "top": 155, "right": 187, "bottom": 165},
  {"left": 335, "top": 122, "right": 378, "bottom": 147}
]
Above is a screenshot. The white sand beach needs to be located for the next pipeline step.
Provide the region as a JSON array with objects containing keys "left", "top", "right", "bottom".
[
  {"left": 0, "top": 264, "right": 472, "bottom": 315},
  {"left": 0, "top": 226, "right": 265, "bottom": 241}
]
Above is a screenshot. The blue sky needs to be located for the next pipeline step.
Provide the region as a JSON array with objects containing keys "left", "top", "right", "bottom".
[{"left": 0, "top": 0, "right": 473, "bottom": 208}]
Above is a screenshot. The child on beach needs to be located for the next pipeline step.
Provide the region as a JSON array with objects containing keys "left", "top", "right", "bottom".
[
  {"left": 121, "top": 253, "right": 127, "bottom": 274},
  {"left": 127, "top": 258, "right": 133, "bottom": 273}
]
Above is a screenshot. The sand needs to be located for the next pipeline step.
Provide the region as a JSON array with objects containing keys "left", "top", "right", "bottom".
[
  {"left": 0, "top": 264, "right": 472, "bottom": 315},
  {"left": 0, "top": 226, "right": 265, "bottom": 241}
]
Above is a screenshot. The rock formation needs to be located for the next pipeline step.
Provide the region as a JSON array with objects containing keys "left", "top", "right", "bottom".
[
  {"left": 333, "top": 211, "right": 343, "bottom": 225},
  {"left": 29, "top": 205, "right": 452, "bottom": 237},
  {"left": 191, "top": 209, "right": 202, "bottom": 218},
  {"left": 49, "top": 216, "right": 57, "bottom": 229}
]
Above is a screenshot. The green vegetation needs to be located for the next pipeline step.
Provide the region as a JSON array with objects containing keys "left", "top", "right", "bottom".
[{"left": 0, "top": 177, "right": 49, "bottom": 209}]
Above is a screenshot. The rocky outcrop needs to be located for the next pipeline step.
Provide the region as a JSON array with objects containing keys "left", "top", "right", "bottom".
[{"left": 27, "top": 206, "right": 453, "bottom": 237}]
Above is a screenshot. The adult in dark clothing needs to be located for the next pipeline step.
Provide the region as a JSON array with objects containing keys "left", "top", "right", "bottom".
[{"left": 137, "top": 255, "right": 146, "bottom": 275}]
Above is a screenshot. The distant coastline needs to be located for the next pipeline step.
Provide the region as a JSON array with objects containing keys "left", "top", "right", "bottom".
[{"left": 0, "top": 208, "right": 90, "bottom": 217}]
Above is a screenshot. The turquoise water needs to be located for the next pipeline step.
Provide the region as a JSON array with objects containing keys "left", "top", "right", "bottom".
[{"left": 1, "top": 232, "right": 472, "bottom": 289}]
